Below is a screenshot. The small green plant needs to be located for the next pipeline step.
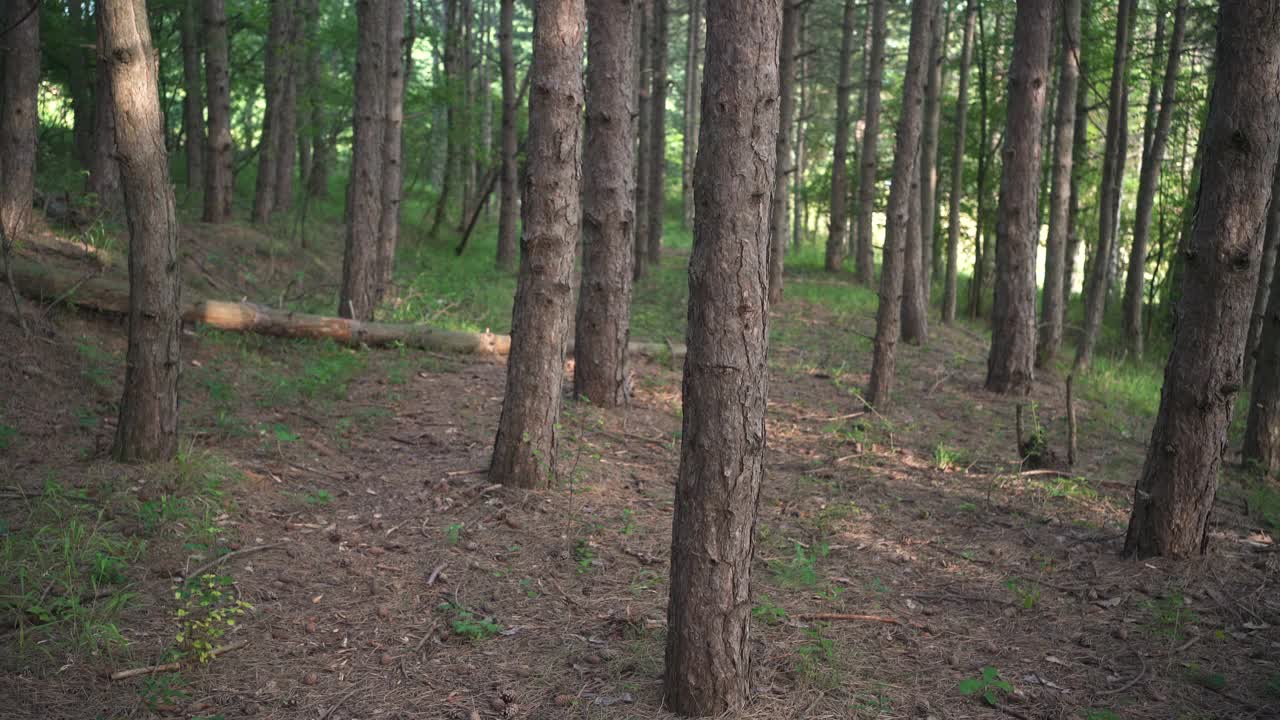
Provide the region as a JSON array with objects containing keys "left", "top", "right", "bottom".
[
  {"left": 794, "top": 625, "right": 838, "bottom": 688},
  {"left": 438, "top": 601, "right": 502, "bottom": 641},
  {"left": 1005, "top": 577, "right": 1041, "bottom": 609},
  {"left": 1183, "top": 663, "right": 1227, "bottom": 691},
  {"left": 1082, "top": 710, "right": 1122, "bottom": 720},
  {"left": 304, "top": 489, "right": 333, "bottom": 505},
  {"left": 1143, "top": 592, "right": 1198, "bottom": 641},
  {"left": 445, "top": 522, "right": 464, "bottom": 545},
  {"left": 1264, "top": 673, "right": 1280, "bottom": 698},
  {"left": 1019, "top": 402, "right": 1049, "bottom": 466},
  {"left": 751, "top": 595, "right": 787, "bottom": 625},
  {"left": 933, "top": 443, "right": 961, "bottom": 470},
  {"left": 958, "top": 666, "right": 1014, "bottom": 707},
  {"left": 770, "top": 542, "right": 827, "bottom": 588},
  {"left": 0, "top": 423, "right": 17, "bottom": 450},
  {"left": 1247, "top": 484, "right": 1280, "bottom": 531},
  {"left": 573, "top": 538, "right": 596, "bottom": 574},
  {"left": 174, "top": 574, "right": 252, "bottom": 663},
  {"left": 619, "top": 508, "right": 636, "bottom": 535},
  {"left": 139, "top": 673, "right": 189, "bottom": 711}
]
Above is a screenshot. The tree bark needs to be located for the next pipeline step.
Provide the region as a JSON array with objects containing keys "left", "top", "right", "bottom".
[
  {"left": 1076, "top": 0, "right": 1135, "bottom": 370},
  {"left": 99, "top": 0, "right": 182, "bottom": 463},
  {"left": 429, "top": 0, "right": 461, "bottom": 238},
  {"left": 853, "top": 0, "right": 887, "bottom": 287},
  {"left": 767, "top": 0, "right": 797, "bottom": 305},
  {"left": 1245, "top": 159, "right": 1280, "bottom": 388},
  {"left": 489, "top": 0, "right": 585, "bottom": 489},
  {"left": 986, "top": 0, "right": 1051, "bottom": 395},
  {"left": 1243, "top": 164, "right": 1280, "bottom": 475},
  {"left": 273, "top": 1, "right": 302, "bottom": 214},
  {"left": 495, "top": 0, "right": 519, "bottom": 270},
  {"left": 252, "top": 0, "right": 294, "bottom": 223},
  {"left": 67, "top": 0, "right": 95, "bottom": 168},
  {"left": 1122, "top": 0, "right": 1186, "bottom": 360},
  {"left": 574, "top": 0, "right": 637, "bottom": 408},
  {"left": 942, "top": 0, "right": 975, "bottom": 325},
  {"left": 633, "top": 0, "right": 651, "bottom": 279},
  {"left": 680, "top": 0, "right": 701, "bottom": 231},
  {"left": 339, "top": 0, "right": 389, "bottom": 321},
  {"left": 1036, "top": 0, "right": 1081, "bottom": 367},
  {"left": 826, "top": 0, "right": 856, "bottom": 272},
  {"left": 0, "top": 0, "right": 39, "bottom": 240},
  {"left": 968, "top": 4, "right": 995, "bottom": 320},
  {"left": 203, "top": 0, "right": 233, "bottom": 223},
  {"left": 915, "top": 0, "right": 945, "bottom": 310},
  {"left": 89, "top": 8, "right": 124, "bottom": 219},
  {"left": 1063, "top": 43, "right": 1089, "bottom": 315},
  {"left": 663, "top": 0, "right": 779, "bottom": 713},
  {"left": 1124, "top": 0, "right": 1280, "bottom": 559},
  {"left": 645, "top": 0, "right": 668, "bottom": 265},
  {"left": 180, "top": 0, "right": 205, "bottom": 191},
  {"left": 867, "top": 0, "right": 933, "bottom": 408},
  {"left": 377, "top": 0, "right": 406, "bottom": 296}
]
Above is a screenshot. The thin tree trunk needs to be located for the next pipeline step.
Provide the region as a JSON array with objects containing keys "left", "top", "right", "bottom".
[
  {"left": 574, "top": 0, "right": 636, "bottom": 408},
  {"left": 180, "top": 0, "right": 205, "bottom": 191},
  {"left": 854, "top": 0, "right": 887, "bottom": 286},
  {"left": 68, "top": 0, "right": 94, "bottom": 168},
  {"left": 791, "top": 13, "right": 806, "bottom": 253},
  {"left": 826, "top": 0, "right": 857, "bottom": 272},
  {"left": 274, "top": 0, "right": 302, "bottom": 214},
  {"left": 680, "top": 0, "right": 701, "bottom": 231},
  {"left": 496, "top": 0, "right": 519, "bottom": 270},
  {"left": 338, "top": 0, "right": 389, "bottom": 321},
  {"left": 0, "top": 0, "right": 39, "bottom": 240},
  {"left": 867, "top": 0, "right": 933, "bottom": 408},
  {"left": 914, "top": 0, "right": 945, "bottom": 320},
  {"left": 429, "top": 0, "right": 460, "bottom": 238},
  {"left": 1243, "top": 164, "right": 1280, "bottom": 474},
  {"left": 252, "top": 0, "right": 293, "bottom": 223},
  {"left": 1037, "top": 0, "right": 1081, "bottom": 367},
  {"left": 1062, "top": 42, "right": 1089, "bottom": 314},
  {"left": 767, "top": 0, "right": 797, "bottom": 305},
  {"left": 1245, "top": 159, "right": 1280, "bottom": 388},
  {"left": 89, "top": 8, "right": 123, "bottom": 218},
  {"left": 986, "top": 0, "right": 1052, "bottom": 395},
  {"left": 1122, "top": 0, "right": 1186, "bottom": 360},
  {"left": 99, "top": 0, "right": 182, "bottom": 463},
  {"left": 663, "top": 0, "right": 779, "bottom": 713},
  {"left": 645, "top": 0, "right": 668, "bottom": 265},
  {"left": 489, "top": 0, "right": 585, "bottom": 489},
  {"left": 968, "top": 3, "right": 993, "bottom": 320},
  {"left": 378, "top": 0, "right": 406, "bottom": 296},
  {"left": 942, "top": 0, "right": 975, "bottom": 325},
  {"left": 459, "top": 0, "right": 476, "bottom": 222},
  {"left": 1124, "top": 0, "right": 1280, "bottom": 558},
  {"left": 634, "top": 0, "right": 651, "bottom": 279},
  {"left": 203, "top": 0, "right": 233, "bottom": 223}
]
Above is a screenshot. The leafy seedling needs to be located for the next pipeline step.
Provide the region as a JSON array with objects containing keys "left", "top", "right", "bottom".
[{"left": 959, "top": 666, "right": 1014, "bottom": 707}]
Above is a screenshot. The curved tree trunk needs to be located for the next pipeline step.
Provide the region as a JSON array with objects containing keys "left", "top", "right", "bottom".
[
  {"left": 942, "top": 0, "right": 975, "bottom": 325},
  {"left": 826, "top": 0, "right": 856, "bottom": 272},
  {"left": 574, "top": 0, "right": 637, "bottom": 408},
  {"left": 1124, "top": 0, "right": 1280, "bottom": 559},
  {"left": 496, "top": 0, "right": 519, "bottom": 271},
  {"left": 203, "top": 0, "right": 233, "bottom": 223},
  {"left": 99, "top": 0, "right": 182, "bottom": 463},
  {"left": 767, "top": 0, "right": 797, "bottom": 304},
  {"left": 489, "top": 0, "right": 585, "bottom": 489},
  {"left": 867, "top": 0, "right": 933, "bottom": 408},
  {"left": 645, "top": 0, "right": 668, "bottom": 266},
  {"left": 378, "top": 0, "right": 406, "bottom": 296},
  {"left": 0, "top": 0, "right": 39, "bottom": 240},
  {"left": 180, "top": 0, "right": 205, "bottom": 192},
  {"left": 986, "top": 0, "right": 1052, "bottom": 395},
  {"left": 853, "top": 0, "right": 887, "bottom": 286},
  {"left": 662, "top": 0, "right": 779, "bottom": 713}
]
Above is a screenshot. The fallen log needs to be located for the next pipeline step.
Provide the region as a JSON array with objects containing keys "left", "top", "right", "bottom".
[{"left": 7, "top": 258, "right": 684, "bottom": 359}]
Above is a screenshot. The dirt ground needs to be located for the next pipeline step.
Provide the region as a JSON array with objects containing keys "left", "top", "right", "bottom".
[{"left": 2, "top": 221, "right": 1278, "bottom": 720}]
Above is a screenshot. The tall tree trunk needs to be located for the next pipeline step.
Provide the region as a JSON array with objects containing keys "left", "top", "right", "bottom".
[
  {"left": 338, "top": 0, "right": 389, "bottom": 321},
  {"left": 867, "top": 0, "right": 934, "bottom": 408},
  {"left": 252, "top": 0, "right": 293, "bottom": 223},
  {"left": 1037, "top": 0, "right": 1081, "bottom": 367},
  {"left": 496, "top": 0, "right": 519, "bottom": 270},
  {"left": 645, "top": 0, "right": 668, "bottom": 265},
  {"left": 378, "top": 0, "right": 406, "bottom": 296},
  {"left": 791, "top": 13, "right": 806, "bottom": 253},
  {"left": 1245, "top": 159, "right": 1280, "bottom": 387},
  {"left": 1243, "top": 164, "right": 1280, "bottom": 475},
  {"left": 634, "top": 0, "right": 652, "bottom": 279},
  {"left": 1125, "top": 0, "right": 1280, "bottom": 558},
  {"left": 767, "top": 0, "right": 797, "bottom": 305},
  {"left": 680, "top": 0, "right": 702, "bottom": 231},
  {"left": 826, "top": 0, "right": 857, "bottom": 272},
  {"left": 89, "top": 8, "right": 124, "bottom": 218},
  {"left": 968, "top": 3, "right": 993, "bottom": 320},
  {"left": 854, "top": 0, "right": 887, "bottom": 286},
  {"left": 489, "top": 0, "right": 585, "bottom": 489},
  {"left": 1122, "top": 0, "right": 1186, "bottom": 360},
  {"left": 274, "top": 1, "right": 301, "bottom": 214},
  {"left": 916, "top": 0, "right": 945, "bottom": 310},
  {"left": 100, "top": 0, "right": 182, "bottom": 463},
  {"left": 300, "top": 0, "right": 323, "bottom": 197},
  {"left": 429, "top": 0, "right": 460, "bottom": 238},
  {"left": 986, "top": 0, "right": 1051, "bottom": 395},
  {"left": 1062, "top": 41, "right": 1089, "bottom": 315},
  {"left": 180, "top": 0, "right": 205, "bottom": 191},
  {"left": 1076, "top": 0, "right": 1135, "bottom": 369},
  {"left": 663, "top": 0, "right": 779, "bottom": 713},
  {"left": 942, "top": 0, "right": 975, "bottom": 325},
  {"left": 68, "top": 0, "right": 95, "bottom": 168},
  {"left": 0, "top": 0, "right": 39, "bottom": 240},
  {"left": 574, "top": 0, "right": 636, "bottom": 408},
  {"left": 203, "top": 0, "right": 233, "bottom": 223}
]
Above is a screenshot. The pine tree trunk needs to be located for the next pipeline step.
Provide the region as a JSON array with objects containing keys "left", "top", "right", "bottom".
[
  {"left": 489, "top": 0, "right": 585, "bottom": 489},
  {"left": 867, "top": 0, "right": 933, "bottom": 408},
  {"left": 180, "top": 0, "right": 205, "bottom": 191},
  {"left": 274, "top": 0, "right": 302, "bottom": 214},
  {"left": 67, "top": 0, "right": 95, "bottom": 168},
  {"left": 680, "top": 0, "right": 701, "bottom": 231},
  {"left": 968, "top": 4, "right": 993, "bottom": 320},
  {"left": 826, "top": 0, "right": 857, "bottom": 272},
  {"left": 662, "top": 1, "right": 779, "bottom": 713},
  {"left": 1124, "top": 0, "right": 1280, "bottom": 559},
  {"left": 854, "top": 0, "right": 887, "bottom": 286},
  {"left": 429, "top": 0, "right": 460, "bottom": 238},
  {"left": 496, "top": 0, "right": 519, "bottom": 270},
  {"left": 299, "top": 0, "right": 321, "bottom": 196},
  {"left": 89, "top": 9, "right": 124, "bottom": 218},
  {"left": 339, "top": 0, "right": 389, "bottom": 321},
  {"left": 574, "top": 0, "right": 636, "bottom": 408},
  {"left": 1245, "top": 159, "right": 1280, "bottom": 388},
  {"left": 252, "top": 0, "right": 293, "bottom": 223},
  {"left": 1062, "top": 45, "right": 1089, "bottom": 314},
  {"left": 1243, "top": 164, "right": 1280, "bottom": 474},
  {"left": 1122, "top": 0, "right": 1186, "bottom": 360},
  {"left": 986, "top": 0, "right": 1051, "bottom": 395},
  {"left": 942, "top": 0, "right": 975, "bottom": 325},
  {"left": 99, "top": 0, "right": 182, "bottom": 463},
  {"left": 0, "top": 0, "right": 39, "bottom": 240},
  {"left": 378, "top": 0, "right": 406, "bottom": 296},
  {"left": 634, "top": 0, "right": 651, "bottom": 280},
  {"left": 915, "top": 0, "right": 945, "bottom": 313},
  {"left": 645, "top": 0, "right": 668, "bottom": 265},
  {"left": 767, "top": 0, "right": 797, "bottom": 305},
  {"left": 1076, "top": 0, "right": 1135, "bottom": 369},
  {"left": 1036, "top": 0, "right": 1080, "bottom": 366},
  {"left": 203, "top": 0, "right": 233, "bottom": 223},
  {"left": 791, "top": 15, "right": 806, "bottom": 253}
]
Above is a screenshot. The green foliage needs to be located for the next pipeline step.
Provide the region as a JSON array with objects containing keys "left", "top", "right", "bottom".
[
  {"left": 770, "top": 542, "right": 827, "bottom": 589},
  {"left": 751, "top": 595, "right": 788, "bottom": 625},
  {"left": 0, "top": 423, "right": 17, "bottom": 450},
  {"left": 794, "top": 625, "right": 839, "bottom": 688},
  {"left": 437, "top": 601, "right": 502, "bottom": 641},
  {"left": 75, "top": 341, "right": 118, "bottom": 394},
  {"left": 1142, "top": 593, "right": 1198, "bottom": 641},
  {"left": 1029, "top": 475, "right": 1099, "bottom": 501},
  {"left": 1183, "top": 664, "right": 1227, "bottom": 691},
  {"left": 958, "top": 666, "right": 1014, "bottom": 707},
  {"left": 573, "top": 538, "right": 596, "bottom": 574},
  {"left": 139, "top": 673, "right": 189, "bottom": 712},
  {"left": 304, "top": 489, "right": 333, "bottom": 505},
  {"left": 174, "top": 574, "right": 252, "bottom": 663},
  {"left": 933, "top": 443, "right": 961, "bottom": 470},
  {"left": 445, "top": 522, "right": 464, "bottom": 545},
  {"left": 1247, "top": 484, "right": 1280, "bottom": 531},
  {"left": 1005, "top": 577, "right": 1041, "bottom": 609},
  {"left": 1082, "top": 710, "right": 1123, "bottom": 720}
]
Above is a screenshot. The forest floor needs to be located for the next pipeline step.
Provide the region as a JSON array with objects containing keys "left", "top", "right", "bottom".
[{"left": 2, "top": 210, "right": 1279, "bottom": 720}]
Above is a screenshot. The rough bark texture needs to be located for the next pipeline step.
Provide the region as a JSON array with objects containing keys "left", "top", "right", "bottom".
[
  {"left": 1076, "top": 0, "right": 1135, "bottom": 369},
  {"left": 1037, "top": 0, "right": 1081, "bottom": 367},
  {"left": 180, "top": 0, "right": 204, "bottom": 191},
  {"left": 274, "top": 1, "right": 301, "bottom": 214},
  {"left": 68, "top": 0, "right": 95, "bottom": 168},
  {"left": 645, "top": 0, "right": 668, "bottom": 265},
  {"left": 916, "top": 0, "right": 944, "bottom": 302},
  {"left": 1244, "top": 169, "right": 1280, "bottom": 475},
  {"left": 574, "top": 0, "right": 636, "bottom": 408},
  {"left": 942, "top": 0, "right": 975, "bottom": 325},
  {"left": 662, "top": 0, "right": 779, "bottom": 713},
  {"left": 680, "top": 0, "right": 702, "bottom": 231},
  {"left": 826, "top": 0, "right": 856, "bottom": 272},
  {"left": 986, "top": 0, "right": 1051, "bottom": 395},
  {"left": 99, "top": 0, "right": 182, "bottom": 463},
  {"left": 378, "top": 0, "right": 406, "bottom": 296},
  {"left": 203, "top": 0, "right": 233, "bottom": 223},
  {"left": 89, "top": 9, "right": 123, "bottom": 218},
  {"left": 252, "top": 0, "right": 293, "bottom": 223},
  {"left": 854, "top": 0, "right": 887, "bottom": 286},
  {"left": 1245, "top": 159, "right": 1280, "bottom": 387},
  {"left": 496, "top": 0, "right": 519, "bottom": 271},
  {"left": 767, "top": 0, "right": 797, "bottom": 305},
  {"left": 489, "top": 0, "right": 585, "bottom": 489},
  {"left": 1063, "top": 52, "right": 1089, "bottom": 314},
  {"left": 1124, "top": 0, "right": 1280, "bottom": 559},
  {"left": 867, "top": 0, "right": 933, "bottom": 408},
  {"left": 1122, "top": 0, "right": 1186, "bottom": 360},
  {"left": 0, "top": 0, "right": 39, "bottom": 240},
  {"left": 339, "top": 0, "right": 389, "bottom": 321},
  {"left": 903, "top": 0, "right": 940, "bottom": 347},
  {"left": 634, "top": 0, "right": 651, "bottom": 279}
]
